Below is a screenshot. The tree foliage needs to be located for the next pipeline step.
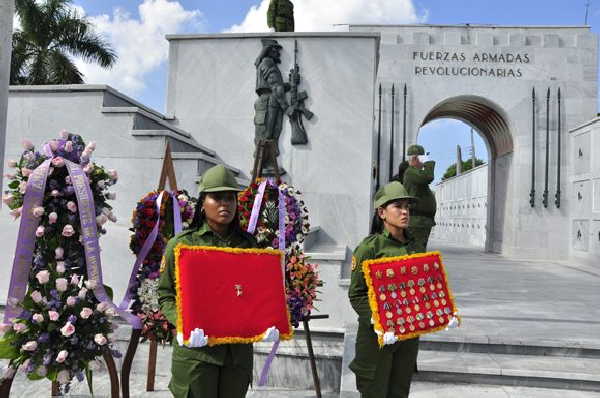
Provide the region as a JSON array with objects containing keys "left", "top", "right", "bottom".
[
  {"left": 442, "top": 158, "right": 486, "bottom": 180},
  {"left": 11, "top": 0, "right": 116, "bottom": 85}
]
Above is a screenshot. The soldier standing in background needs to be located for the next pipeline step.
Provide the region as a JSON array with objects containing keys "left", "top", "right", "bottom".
[
  {"left": 267, "top": 0, "right": 295, "bottom": 32},
  {"left": 403, "top": 144, "right": 437, "bottom": 252}
]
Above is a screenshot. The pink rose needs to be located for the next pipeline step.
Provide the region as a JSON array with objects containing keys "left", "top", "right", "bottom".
[
  {"left": 2, "top": 194, "right": 13, "bottom": 206},
  {"left": 32, "top": 314, "right": 44, "bottom": 323},
  {"left": 70, "top": 274, "right": 79, "bottom": 285},
  {"left": 96, "top": 301, "right": 110, "bottom": 313},
  {"left": 55, "top": 278, "right": 68, "bottom": 292},
  {"left": 55, "top": 247, "right": 64, "bottom": 260},
  {"left": 35, "top": 270, "right": 50, "bottom": 284},
  {"left": 30, "top": 291, "right": 43, "bottom": 303},
  {"left": 2, "top": 366, "right": 16, "bottom": 380},
  {"left": 67, "top": 201, "right": 77, "bottom": 213},
  {"left": 0, "top": 323, "right": 13, "bottom": 333},
  {"left": 20, "top": 168, "right": 32, "bottom": 177},
  {"left": 96, "top": 215, "right": 107, "bottom": 226},
  {"left": 51, "top": 189, "right": 60, "bottom": 197},
  {"left": 56, "top": 350, "right": 69, "bottom": 363},
  {"left": 35, "top": 226, "right": 45, "bottom": 238},
  {"left": 21, "top": 341, "right": 37, "bottom": 351},
  {"left": 13, "top": 323, "right": 27, "bottom": 333},
  {"left": 32, "top": 206, "right": 45, "bottom": 218},
  {"left": 62, "top": 225, "right": 75, "bottom": 237},
  {"left": 96, "top": 180, "right": 106, "bottom": 189},
  {"left": 66, "top": 296, "right": 77, "bottom": 307},
  {"left": 60, "top": 322, "right": 75, "bottom": 337},
  {"left": 59, "top": 129, "right": 69, "bottom": 139},
  {"left": 48, "top": 311, "right": 59, "bottom": 321},
  {"left": 7, "top": 160, "right": 17, "bottom": 168},
  {"left": 64, "top": 141, "right": 73, "bottom": 152},
  {"left": 56, "top": 261, "right": 65, "bottom": 273},
  {"left": 83, "top": 164, "right": 93, "bottom": 174},
  {"left": 21, "top": 139, "right": 34, "bottom": 150},
  {"left": 57, "top": 370, "right": 70, "bottom": 384},
  {"left": 51, "top": 157, "right": 65, "bottom": 168},
  {"left": 80, "top": 307, "right": 93, "bottom": 319},
  {"left": 19, "top": 181, "right": 27, "bottom": 194},
  {"left": 85, "top": 280, "right": 97, "bottom": 290},
  {"left": 107, "top": 169, "right": 118, "bottom": 180},
  {"left": 9, "top": 207, "right": 21, "bottom": 219},
  {"left": 78, "top": 288, "right": 88, "bottom": 299},
  {"left": 48, "top": 212, "right": 58, "bottom": 224},
  {"left": 107, "top": 211, "right": 117, "bottom": 223},
  {"left": 86, "top": 142, "right": 96, "bottom": 152},
  {"left": 94, "top": 333, "right": 107, "bottom": 346}
]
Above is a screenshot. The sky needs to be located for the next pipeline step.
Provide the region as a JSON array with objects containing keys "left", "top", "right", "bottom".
[{"left": 13, "top": 0, "right": 600, "bottom": 183}]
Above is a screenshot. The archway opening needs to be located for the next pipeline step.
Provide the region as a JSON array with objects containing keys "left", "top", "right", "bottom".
[{"left": 417, "top": 96, "right": 513, "bottom": 253}]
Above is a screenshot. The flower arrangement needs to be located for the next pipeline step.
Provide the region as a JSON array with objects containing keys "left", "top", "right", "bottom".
[
  {"left": 238, "top": 180, "right": 310, "bottom": 250},
  {"left": 238, "top": 179, "right": 322, "bottom": 327},
  {"left": 285, "top": 245, "right": 322, "bottom": 327},
  {"left": 127, "top": 190, "right": 195, "bottom": 343},
  {"left": 0, "top": 132, "right": 120, "bottom": 390}
]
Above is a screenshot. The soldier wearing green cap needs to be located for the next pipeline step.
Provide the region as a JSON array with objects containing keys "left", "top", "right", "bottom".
[
  {"left": 158, "top": 164, "right": 257, "bottom": 398},
  {"left": 403, "top": 144, "right": 437, "bottom": 253},
  {"left": 348, "top": 181, "right": 420, "bottom": 398}
]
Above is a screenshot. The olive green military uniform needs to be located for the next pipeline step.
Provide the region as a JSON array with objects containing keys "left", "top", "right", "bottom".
[
  {"left": 348, "top": 181, "right": 420, "bottom": 398},
  {"left": 349, "top": 231, "right": 420, "bottom": 398},
  {"left": 403, "top": 145, "right": 437, "bottom": 253},
  {"left": 158, "top": 164, "right": 257, "bottom": 398},
  {"left": 158, "top": 223, "right": 257, "bottom": 398},
  {"left": 267, "top": 0, "right": 294, "bottom": 32}
]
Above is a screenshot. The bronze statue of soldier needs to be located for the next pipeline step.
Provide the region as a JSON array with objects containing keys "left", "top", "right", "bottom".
[
  {"left": 254, "top": 39, "right": 292, "bottom": 175},
  {"left": 267, "top": 0, "right": 294, "bottom": 32}
]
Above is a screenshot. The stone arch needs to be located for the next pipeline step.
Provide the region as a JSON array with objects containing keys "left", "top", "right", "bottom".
[
  {"left": 421, "top": 95, "right": 514, "bottom": 157},
  {"left": 419, "top": 96, "right": 513, "bottom": 252}
]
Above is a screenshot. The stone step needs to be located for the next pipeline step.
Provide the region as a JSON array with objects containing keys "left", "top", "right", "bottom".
[
  {"left": 419, "top": 338, "right": 600, "bottom": 358},
  {"left": 416, "top": 350, "right": 600, "bottom": 392},
  {"left": 410, "top": 382, "right": 600, "bottom": 398}
]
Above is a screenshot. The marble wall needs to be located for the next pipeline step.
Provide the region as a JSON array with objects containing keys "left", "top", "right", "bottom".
[
  {"left": 166, "top": 33, "right": 381, "bottom": 255},
  {"left": 430, "top": 164, "right": 488, "bottom": 248},
  {"left": 0, "top": 0, "right": 14, "bottom": 195},
  {"left": 349, "top": 24, "right": 598, "bottom": 259}
]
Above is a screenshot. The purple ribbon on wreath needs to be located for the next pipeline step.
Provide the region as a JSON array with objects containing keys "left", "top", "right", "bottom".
[
  {"left": 118, "top": 190, "right": 182, "bottom": 325},
  {"left": 247, "top": 177, "right": 287, "bottom": 386},
  {"left": 5, "top": 156, "right": 141, "bottom": 329}
]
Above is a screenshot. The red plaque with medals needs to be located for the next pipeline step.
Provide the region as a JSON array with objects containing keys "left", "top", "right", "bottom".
[
  {"left": 362, "top": 251, "right": 459, "bottom": 346},
  {"left": 174, "top": 244, "right": 293, "bottom": 346}
]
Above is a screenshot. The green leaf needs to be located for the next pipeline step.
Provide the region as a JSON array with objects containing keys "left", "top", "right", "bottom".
[
  {"left": 85, "top": 368, "right": 93, "bottom": 395},
  {"left": 47, "top": 368, "right": 58, "bottom": 381},
  {"left": 27, "top": 371, "right": 44, "bottom": 381},
  {"left": 103, "top": 284, "right": 113, "bottom": 301},
  {"left": 0, "top": 339, "right": 18, "bottom": 359},
  {"left": 8, "top": 180, "right": 19, "bottom": 189}
]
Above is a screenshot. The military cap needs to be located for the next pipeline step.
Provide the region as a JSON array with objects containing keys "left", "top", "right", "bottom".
[
  {"left": 407, "top": 144, "right": 425, "bottom": 156},
  {"left": 198, "top": 165, "right": 240, "bottom": 193},
  {"left": 261, "top": 38, "right": 283, "bottom": 49},
  {"left": 374, "top": 181, "right": 417, "bottom": 208}
]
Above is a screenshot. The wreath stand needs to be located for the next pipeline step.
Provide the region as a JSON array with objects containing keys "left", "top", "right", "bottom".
[
  {"left": 252, "top": 140, "right": 329, "bottom": 398},
  {"left": 121, "top": 142, "right": 178, "bottom": 398}
]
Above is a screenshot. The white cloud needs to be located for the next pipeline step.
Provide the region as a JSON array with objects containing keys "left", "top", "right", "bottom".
[
  {"left": 75, "top": 0, "right": 204, "bottom": 93},
  {"left": 227, "top": 0, "right": 426, "bottom": 33}
]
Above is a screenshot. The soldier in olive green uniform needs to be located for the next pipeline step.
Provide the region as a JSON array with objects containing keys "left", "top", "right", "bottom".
[
  {"left": 348, "top": 181, "right": 420, "bottom": 398},
  {"left": 403, "top": 144, "right": 437, "bottom": 253},
  {"left": 158, "top": 165, "right": 257, "bottom": 398},
  {"left": 267, "top": 0, "right": 294, "bottom": 32}
]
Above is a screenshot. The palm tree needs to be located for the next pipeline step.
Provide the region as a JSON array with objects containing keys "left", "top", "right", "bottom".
[{"left": 11, "top": 0, "right": 116, "bottom": 85}]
